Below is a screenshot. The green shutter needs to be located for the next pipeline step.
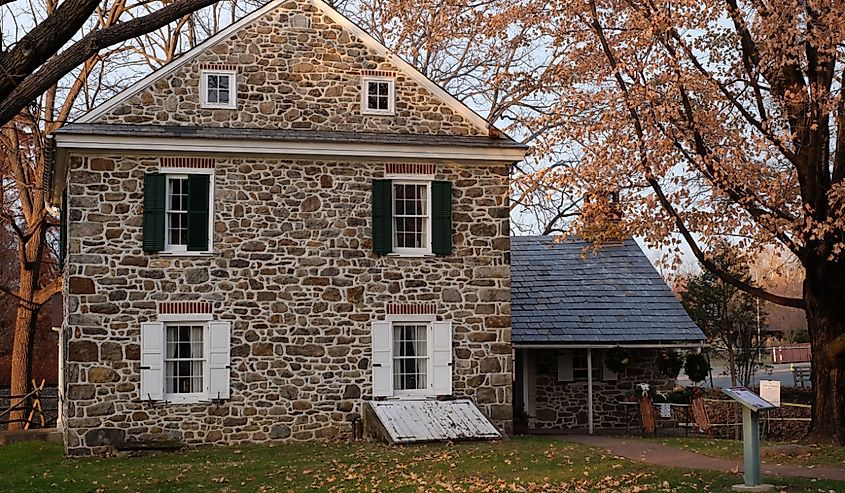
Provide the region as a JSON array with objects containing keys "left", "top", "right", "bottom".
[
  {"left": 431, "top": 181, "right": 452, "bottom": 255},
  {"left": 142, "top": 173, "right": 166, "bottom": 252},
  {"left": 372, "top": 179, "right": 392, "bottom": 255},
  {"left": 187, "top": 174, "right": 210, "bottom": 251},
  {"left": 59, "top": 190, "right": 68, "bottom": 269}
]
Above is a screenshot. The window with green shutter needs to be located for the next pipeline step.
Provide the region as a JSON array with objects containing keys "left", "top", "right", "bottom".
[
  {"left": 187, "top": 174, "right": 210, "bottom": 251},
  {"left": 372, "top": 180, "right": 393, "bottom": 255},
  {"left": 431, "top": 181, "right": 452, "bottom": 255},
  {"left": 143, "top": 172, "right": 212, "bottom": 253},
  {"left": 143, "top": 173, "right": 166, "bottom": 252},
  {"left": 372, "top": 178, "right": 452, "bottom": 257}
]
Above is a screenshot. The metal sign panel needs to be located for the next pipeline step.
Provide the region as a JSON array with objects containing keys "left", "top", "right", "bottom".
[
  {"left": 722, "top": 386, "right": 777, "bottom": 411},
  {"left": 759, "top": 380, "right": 781, "bottom": 407},
  {"left": 367, "top": 399, "right": 501, "bottom": 444}
]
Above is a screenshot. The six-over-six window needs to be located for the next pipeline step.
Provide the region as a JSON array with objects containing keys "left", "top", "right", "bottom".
[
  {"left": 165, "top": 324, "right": 205, "bottom": 396},
  {"left": 392, "top": 182, "right": 430, "bottom": 254},
  {"left": 393, "top": 323, "right": 429, "bottom": 392},
  {"left": 143, "top": 172, "right": 212, "bottom": 254}
]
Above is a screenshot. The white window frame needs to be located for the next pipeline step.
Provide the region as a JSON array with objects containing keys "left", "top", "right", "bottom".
[
  {"left": 161, "top": 168, "right": 214, "bottom": 256},
  {"left": 390, "top": 180, "right": 432, "bottom": 257},
  {"left": 386, "top": 314, "right": 436, "bottom": 398},
  {"left": 361, "top": 76, "right": 395, "bottom": 116},
  {"left": 165, "top": 174, "right": 189, "bottom": 254},
  {"left": 572, "top": 349, "right": 602, "bottom": 382},
  {"left": 163, "top": 320, "right": 210, "bottom": 403},
  {"left": 200, "top": 70, "right": 237, "bottom": 110}
]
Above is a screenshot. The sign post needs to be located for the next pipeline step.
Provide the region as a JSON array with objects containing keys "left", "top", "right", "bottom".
[{"left": 721, "top": 387, "right": 777, "bottom": 492}]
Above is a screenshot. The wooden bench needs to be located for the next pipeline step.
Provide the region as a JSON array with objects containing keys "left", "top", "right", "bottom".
[{"left": 792, "top": 365, "right": 811, "bottom": 387}]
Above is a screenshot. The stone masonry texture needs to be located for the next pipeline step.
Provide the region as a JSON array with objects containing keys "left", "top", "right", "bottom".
[
  {"left": 528, "top": 349, "right": 670, "bottom": 430},
  {"left": 62, "top": 155, "right": 512, "bottom": 456},
  {"left": 62, "top": 0, "right": 512, "bottom": 456},
  {"left": 96, "top": 0, "right": 486, "bottom": 136}
]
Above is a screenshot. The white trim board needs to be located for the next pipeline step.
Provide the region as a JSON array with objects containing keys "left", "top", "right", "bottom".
[
  {"left": 512, "top": 342, "right": 708, "bottom": 349},
  {"left": 76, "top": 0, "right": 494, "bottom": 135},
  {"left": 53, "top": 133, "right": 526, "bottom": 162}
]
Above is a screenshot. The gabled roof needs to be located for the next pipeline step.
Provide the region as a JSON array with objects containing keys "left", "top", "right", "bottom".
[
  {"left": 511, "top": 236, "right": 706, "bottom": 345},
  {"left": 77, "top": 0, "right": 494, "bottom": 135}
]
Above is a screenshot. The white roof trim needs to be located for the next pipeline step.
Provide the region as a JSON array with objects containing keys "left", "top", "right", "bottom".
[
  {"left": 53, "top": 133, "right": 526, "bottom": 162},
  {"left": 513, "top": 342, "right": 708, "bottom": 349},
  {"left": 76, "top": 0, "right": 493, "bottom": 135}
]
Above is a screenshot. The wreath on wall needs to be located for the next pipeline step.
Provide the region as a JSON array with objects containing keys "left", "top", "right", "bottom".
[
  {"left": 684, "top": 352, "right": 710, "bottom": 384},
  {"left": 656, "top": 350, "right": 684, "bottom": 378},
  {"left": 605, "top": 347, "right": 631, "bottom": 375}
]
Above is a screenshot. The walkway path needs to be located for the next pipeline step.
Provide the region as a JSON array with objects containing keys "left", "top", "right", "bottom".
[{"left": 562, "top": 435, "right": 845, "bottom": 482}]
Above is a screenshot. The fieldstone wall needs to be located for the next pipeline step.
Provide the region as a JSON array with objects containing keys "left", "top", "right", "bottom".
[
  {"left": 94, "top": 0, "right": 485, "bottom": 137},
  {"left": 527, "top": 349, "right": 669, "bottom": 430},
  {"left": 62, "top": 154, "right": 511, "bottom": 456}
]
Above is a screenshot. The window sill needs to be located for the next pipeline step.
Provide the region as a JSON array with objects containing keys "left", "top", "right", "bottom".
[
  {"left": 164, "top": 394, "right": 210, "bottom": 404},
  {"left": 387, "top": 253, "right": 435, "bottom": 258},
  {"left": 200, "top": 104, "right": 237, "bottom": 110},
  {"left": 389, "top": 392, "right": 437, "bottom": 400},
  {"left": 158, "top": 251, "right": 214, "bottom": 257},
  {"left": 362, "top": 110, "right": 396, "bottom": 117}
]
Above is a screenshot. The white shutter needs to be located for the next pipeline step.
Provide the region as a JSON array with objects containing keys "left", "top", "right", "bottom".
[
  {"left": 140, "top": 322, "right": 164, "bottom": 401},
  {"left": 208, "top": 321, "right": 232, "bottom": 400},
  {"left": 602, "top": 350, "right": 618, "bottom": 381},
  {"left": 372, "top": 321, "right": 392, "bottom": 397},
  {"left": 557, "top": 350, "right": 573, "bottom": 382},
  {"left": 431, "top": 321, "right": 453, "bottom": 396}
]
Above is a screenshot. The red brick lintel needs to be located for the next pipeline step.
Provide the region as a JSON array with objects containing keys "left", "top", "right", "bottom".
[
  {"left": 385, "top": 163, "right": 436, "bottom": 176},
  {"left": 160, "top": 157, "right": 215, "bottom": 169},
  {"left": 387, "top": 304, "right": 437, "bottom": 315},
  {"left": 361, "top": 70, "right": 396, "bottom": 78},
  {"left": 159, "top": 301, "right": 213, "bottom": 315},
  {"left": 200, "top": 64, "right": 238, "bottom": 71}
]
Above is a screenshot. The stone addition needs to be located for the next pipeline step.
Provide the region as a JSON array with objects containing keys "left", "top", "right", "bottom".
[
  {"left": 527, "top": 349, "right": 671, "bottom": 430},
  {"left": 62, "top": 155, "right": 512, "bottom": 456},
  {"left": 94, "top": 0, "right": 486, "bottom": 137}
]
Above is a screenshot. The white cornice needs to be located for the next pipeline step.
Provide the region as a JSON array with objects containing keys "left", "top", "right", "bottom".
[{"left": 53, "top": 133, "right": 526, "bottom": 162}]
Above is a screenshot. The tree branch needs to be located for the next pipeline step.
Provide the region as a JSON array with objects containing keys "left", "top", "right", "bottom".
[
  {"left": 0, "top": 0, "right": 101, "bottom": 99},
  {"left": 585, "top": 0, "right": 805, "bottom": 309},
  {"left": 0, "top": 0, "right": 221, "bottom": 126}
]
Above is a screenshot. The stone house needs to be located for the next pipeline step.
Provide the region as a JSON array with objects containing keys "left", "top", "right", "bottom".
[
  {"left": 50, "top": 0, "right": 525, "bottom": 456},
  {"left": 510, "top": 236, "right": 706, "bottom": 432}
]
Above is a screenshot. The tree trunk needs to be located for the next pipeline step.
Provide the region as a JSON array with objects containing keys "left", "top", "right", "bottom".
[
  {"left": 803, "top": 249, "right": 845, "bottom": 445},
  {"left": 8, "top": 223, "right": 46, "bottom": 431}
]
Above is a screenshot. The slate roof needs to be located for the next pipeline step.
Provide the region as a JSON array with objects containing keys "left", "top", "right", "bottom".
[
  {"left": 54, "top": 123, "right": 527, "bottom": 149},
  {"left": 511, "top": 236, "right": 706, "bottom": 345}
]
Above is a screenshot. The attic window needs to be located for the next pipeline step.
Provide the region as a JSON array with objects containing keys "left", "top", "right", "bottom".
[
  {"left": 361, "top": 76, "right": 395, "bottom": 115},
  {"left": 200, "top": 70, "right": 236, "bottom": 109},
  {"left": 291, "top": 13, "right": 311, "bottom": 28}
]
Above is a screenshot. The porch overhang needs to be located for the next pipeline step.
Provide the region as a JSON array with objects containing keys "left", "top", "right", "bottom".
[{"left": 513, "top": 341, "right": 708, "bottom": 349}]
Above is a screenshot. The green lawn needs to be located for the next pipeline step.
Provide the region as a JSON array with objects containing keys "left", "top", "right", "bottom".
[
  {"left": 644, "top": 436, "right": 845, "bottom": 467},
  {"left": 1, "top": 436, "right": 842, "bottom": 492}
]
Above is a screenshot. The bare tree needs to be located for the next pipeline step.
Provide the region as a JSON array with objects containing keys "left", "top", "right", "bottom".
[{"left": 0, "top": 0, "right": 259, "bottom": 429}]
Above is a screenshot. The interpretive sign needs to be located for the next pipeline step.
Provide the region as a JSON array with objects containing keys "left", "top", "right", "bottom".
[
  {"left": 722, "top": 386, "right": 777, "bottom": 411},
  {"left": 759, "top": 381, "right": 781, "bottom": 408},
  {"left": 721, "top": 386, "right": 776, "bottom": 491}
]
